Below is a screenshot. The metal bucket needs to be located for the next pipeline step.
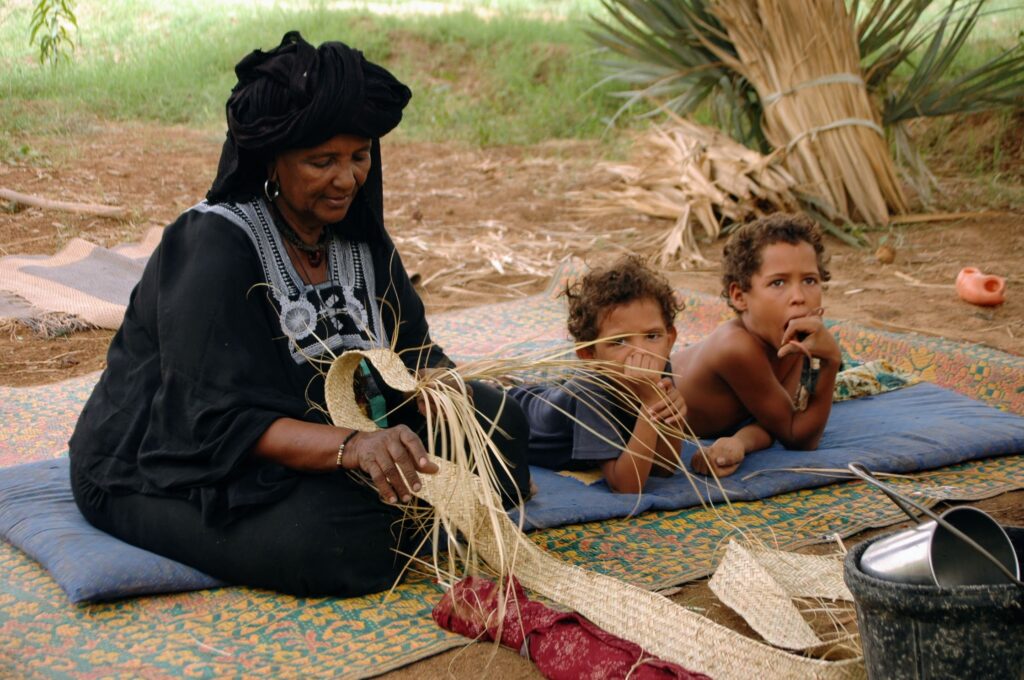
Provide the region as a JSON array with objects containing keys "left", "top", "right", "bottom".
[
  {"left": 844, "top": 464, "right": 1024, "bottom": 678},
  {"left": 845, "top": 530, "right": 1024, "bottom": 679},
  {"left": 847, "top": 463, "right": 1023, "bottom": 588},
  {"left": 859, "top": 505, "right": 1020, "bottom": 587}
]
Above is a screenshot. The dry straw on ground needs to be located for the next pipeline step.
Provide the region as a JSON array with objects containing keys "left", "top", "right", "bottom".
[{"left": 581, "top": 115, "right": 801, "bottom": 266}]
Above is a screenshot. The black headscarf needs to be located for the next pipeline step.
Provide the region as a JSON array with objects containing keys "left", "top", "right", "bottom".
[{"left": 206, "top": 31, "right": 411, "bottom": 241}]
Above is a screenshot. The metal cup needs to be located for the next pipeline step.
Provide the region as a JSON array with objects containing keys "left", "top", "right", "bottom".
[{"left": 859, "top": 506, "right": 1021, "bottom": 587}]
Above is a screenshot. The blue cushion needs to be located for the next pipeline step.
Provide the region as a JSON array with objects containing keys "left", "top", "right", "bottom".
[
  {"left": 517, "top": 383, "right": 1024, "bottom": 530},
  {"left": 0, "top": 458, "right": 225, "bottom": 603}
]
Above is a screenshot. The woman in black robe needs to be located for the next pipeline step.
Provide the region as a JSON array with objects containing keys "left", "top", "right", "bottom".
[{"left": 68, "top": 31, "right": 531, "bottom": 597}]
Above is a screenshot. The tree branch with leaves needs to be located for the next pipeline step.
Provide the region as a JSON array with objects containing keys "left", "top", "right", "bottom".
[{"left": 29, "top": 0, "right": 78, "bottom": 66}]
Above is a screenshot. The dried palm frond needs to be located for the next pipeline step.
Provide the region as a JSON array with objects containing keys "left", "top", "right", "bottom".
[
  {"left": 706, "top": 0, "right": 908, "bottom": 225},
  {"left": 323, "top": 346, "right": 865, "bottom": 679},
  {"left": 592, "top": 0, "right": 1024, "bottom": 219},
  {"left": 579, "top": 116, "right": 801, "bottom": 265}
]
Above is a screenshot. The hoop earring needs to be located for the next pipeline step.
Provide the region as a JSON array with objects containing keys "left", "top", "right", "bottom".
[{"left": 264, "top": 178, "right": 280, "bottom": 202}]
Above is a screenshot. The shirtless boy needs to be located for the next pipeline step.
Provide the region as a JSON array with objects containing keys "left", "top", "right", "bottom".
[
  {"left": 672, "top": 214, "right": 840, "bottom": 478},
  {"left": 511, "top": 256, "right": 687, "bottom": 493}
]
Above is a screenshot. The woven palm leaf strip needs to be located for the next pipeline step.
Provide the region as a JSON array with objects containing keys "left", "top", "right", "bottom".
[{"left": 325, "top": 348, "right": 864, "bottom": 679}]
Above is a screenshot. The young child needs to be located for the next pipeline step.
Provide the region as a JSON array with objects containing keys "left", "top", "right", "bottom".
[
  {"left": 510, "top": 256, "right": 687, "bottom": 494},
  {"left": 672, "top": 213, "right": 841, "bottom": 478}
]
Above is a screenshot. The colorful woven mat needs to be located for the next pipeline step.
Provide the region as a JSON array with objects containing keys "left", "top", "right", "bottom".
[
  {"left": 1, "top": 456, "right": 1020, "bottom": 678},
  {"left": 1, "top": 283, "right": 1022, "bottom": 678}
]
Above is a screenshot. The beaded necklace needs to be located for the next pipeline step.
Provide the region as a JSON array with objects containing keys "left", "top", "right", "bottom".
[{"left": 270, "top": 203, "right": 329, "bottom": 267}]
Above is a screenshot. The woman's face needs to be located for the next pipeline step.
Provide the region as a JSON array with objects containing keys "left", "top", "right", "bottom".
[{"left": 271, "top": 133, "right": 372, "bottom": 234}]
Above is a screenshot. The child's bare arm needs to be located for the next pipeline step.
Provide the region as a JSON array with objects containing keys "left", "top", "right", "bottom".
[
  {"left": 601, "top": 371, "right": 685, "bottom": 493},
  {"left": 715, "top": 328, "right": 839, "bottom": 449},
  {"left": 691, "top": 423, "right": 773, "bottom": 477},
  {"left": 600, "top": 415, "right": 661, "bottom": 493},
  {"left": 649, "top": 378, "right": 686, "bottom": 475}
]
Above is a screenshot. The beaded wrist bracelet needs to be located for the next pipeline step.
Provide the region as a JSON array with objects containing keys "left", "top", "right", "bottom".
[{"left": 336, "top": 430, "right": 360, "bottom": 469}]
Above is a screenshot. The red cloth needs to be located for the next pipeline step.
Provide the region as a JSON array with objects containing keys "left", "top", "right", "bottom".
[{"left": 433, "top": 576, "right": 711, "bottom": 680}]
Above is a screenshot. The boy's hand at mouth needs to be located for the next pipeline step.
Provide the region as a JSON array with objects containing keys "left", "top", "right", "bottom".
[
  {"left": 621, "top": 354, "right": 686, "bottom": 425},
  {"left": 777, "top": 308, "right": 838, "bottom": 362},
  {"left": 646, "top": 377, "right": 687, "bottom": 426},
  {"left": 622, "top": 351, "right": 665, "bottom": 393}
]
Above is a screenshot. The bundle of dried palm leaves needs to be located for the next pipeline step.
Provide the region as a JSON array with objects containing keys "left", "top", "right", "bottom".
[
  {"left": 593, "top": 0, "right": 1024, "bottom": 219},
  {"left": 582, "top": 116, "right": 801, "bottom": 266},
  {"left": 706, "top": 0, "right": 907, "bottom": 225}
]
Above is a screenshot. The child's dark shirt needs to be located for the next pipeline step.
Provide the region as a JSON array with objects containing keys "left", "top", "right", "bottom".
[{"left": 509, "top": 373, "right": 636, "bottom": 470}]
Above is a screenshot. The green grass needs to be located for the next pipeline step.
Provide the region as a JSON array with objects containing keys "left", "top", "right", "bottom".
[
  {"left": 0, "top": 0, "right": 627, "bottom": 147},
  {"left": 0, "top": 0, "right": 1020, "bottom": 154}
]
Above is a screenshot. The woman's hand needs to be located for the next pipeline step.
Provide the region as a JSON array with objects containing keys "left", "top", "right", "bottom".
[
  {"left": 343, "top": 426, "right": 439, "bottom": 504},
  {"left": 415, "top": 367, "right": 473, "bottom": 417}
]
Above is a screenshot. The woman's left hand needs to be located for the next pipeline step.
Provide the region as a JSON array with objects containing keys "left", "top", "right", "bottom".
[{"left": 415, "top": 367, "right": 473, "bottom": 417}]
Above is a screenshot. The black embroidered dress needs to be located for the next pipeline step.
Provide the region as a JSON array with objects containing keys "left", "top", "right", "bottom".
[
  {"left": 68, "top": 31, "right": 529, "bottom": 598},
  {"left": 70, "top": 197, "right": 445, "bottom": 526},
  {"left": 67, "top": 197, "right": 475, "bottom": 596}
]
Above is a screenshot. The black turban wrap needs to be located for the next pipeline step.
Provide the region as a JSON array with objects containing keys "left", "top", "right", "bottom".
[{"left": 207, "top": 31, "right": 411, "bottom": 241}]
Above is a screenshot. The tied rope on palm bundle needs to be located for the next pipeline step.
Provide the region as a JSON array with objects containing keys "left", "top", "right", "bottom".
[
  {"left": 699, "top": 0, "right": 907, "bottom": 226},
  {"left": 324, "top": 347, "right": 865, "bottom": 679}
]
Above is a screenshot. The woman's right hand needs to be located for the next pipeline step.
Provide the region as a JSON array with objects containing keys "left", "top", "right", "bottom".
[{"left": 343, "top": 426, "right": 439, "bottom": 504}]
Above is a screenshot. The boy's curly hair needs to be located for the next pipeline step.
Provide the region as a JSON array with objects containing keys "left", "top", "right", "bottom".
[
  {"left": 565, "top": 255, "right": 681, "bottom": 343},
  {"left": 721, "top": 213, "right": 831, "bottom": 312}
]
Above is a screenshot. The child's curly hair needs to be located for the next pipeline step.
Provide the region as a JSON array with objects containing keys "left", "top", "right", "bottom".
[
  {"left": 565, "top": 255, "right": 681, "bottom": 343},
  {"left": 721, "top": 213, "right": 831, "bottom": 312}
]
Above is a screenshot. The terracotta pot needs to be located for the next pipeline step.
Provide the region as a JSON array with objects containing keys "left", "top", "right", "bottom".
[{"left": 956, "top": 267, "right": 1006, "bottom": 306}]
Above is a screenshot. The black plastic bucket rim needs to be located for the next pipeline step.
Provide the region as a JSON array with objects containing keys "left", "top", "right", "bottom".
[{"left": 843, "top": 528, "right": 1024, "bottom": 680}]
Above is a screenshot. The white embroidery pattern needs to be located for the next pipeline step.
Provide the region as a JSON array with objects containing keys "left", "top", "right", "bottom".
[
  {"left": 192, "top": 199, "right": 388, "bottom": 365},
  {"left": 279, "top": 297, "right": 318, "bottom": 342}
]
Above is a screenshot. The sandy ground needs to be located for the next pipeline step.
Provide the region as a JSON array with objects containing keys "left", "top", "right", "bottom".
[
  {"left": 1, "top": 121, "right": 1022, "bottom": 678},
  {"left": 1, "top": 124, "right": 1021, "bottom": 385}
]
